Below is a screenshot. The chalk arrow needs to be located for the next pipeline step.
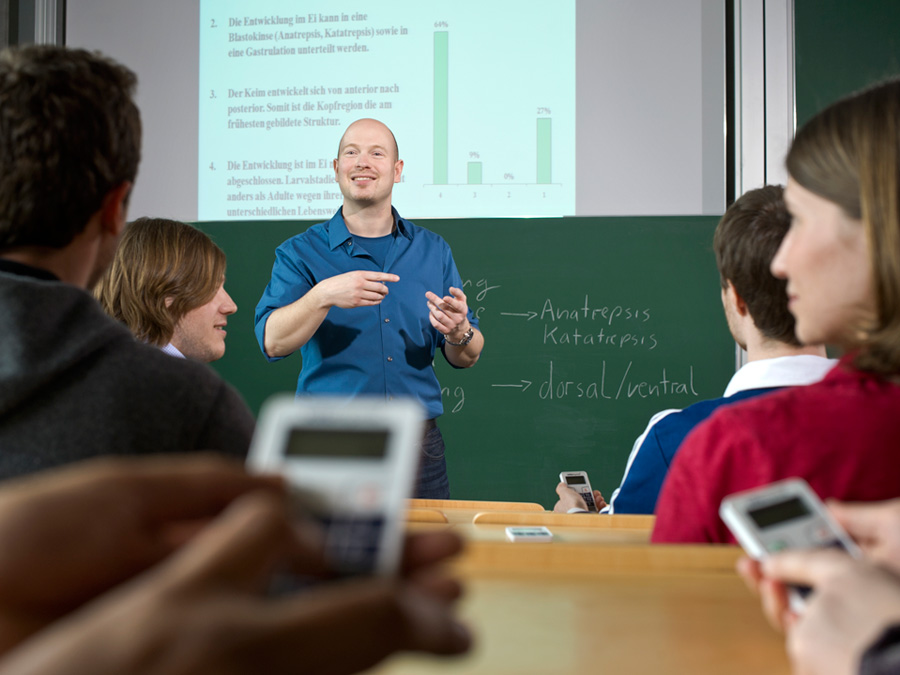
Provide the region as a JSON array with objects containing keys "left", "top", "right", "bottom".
[
  {"left": 491, "top": 380, "right": 532, "bottom": 391},
  {"left": 499, "top": 311, "right": 538, "bottom": 320}
]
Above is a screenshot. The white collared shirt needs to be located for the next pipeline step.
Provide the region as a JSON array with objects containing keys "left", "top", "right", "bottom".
[
  {"left": 722, "top": 354, "right": 837, "bottom": 397},
  {"left": 160, "top": 342, "right": 186, "bottom": 359}
]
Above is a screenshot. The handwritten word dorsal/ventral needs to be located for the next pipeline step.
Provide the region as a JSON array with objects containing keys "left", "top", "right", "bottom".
[{"left": 492, "top": 361, "right": 698, "bottom": 403}]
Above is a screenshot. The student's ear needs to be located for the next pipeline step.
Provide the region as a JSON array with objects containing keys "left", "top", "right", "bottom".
[
  {"left": 724, "top": 281, "right": 750, "bottom": 317},
  {"left": 98, "top": 181, "right": 133, "bottom": 237}
]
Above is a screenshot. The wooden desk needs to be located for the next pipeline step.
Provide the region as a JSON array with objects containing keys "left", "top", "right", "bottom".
[
  {"left": 407, "top": 508, "right": 654, "bottom": 545},
  {"left": 406, "top": 508, "right": 449, "bottom": 523},
  {"left": 371, "top": 544, "right": 789, "bottom": 674},
  {"left": 406, "top": 500, "right": 656, "bottom": 531},
  {"left": 463, "top": 522, "right": 651, "bottom": 546},
  {"left": 471, "top": 511, "right": 654, "bottom": 529},
  {"left": 372, "top": 567, "right": 787, "bottom": 674},
  {"left": 407, "top": 499, "right": 546, "bottom": 526},
  {"left": 409, "top": 498, "right": 545, "bottom": 512}
]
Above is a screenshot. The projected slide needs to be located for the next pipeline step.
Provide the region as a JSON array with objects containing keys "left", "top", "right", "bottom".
[{"left": 198, "top": 1, "right": 575, "bottom": 221}]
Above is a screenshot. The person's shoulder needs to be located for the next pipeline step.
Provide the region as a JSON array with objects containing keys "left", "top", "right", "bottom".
[
  {"left": 1, "top": 277, "right": 135, "bottom": 362},
  {"left": 705, "top": 379, "right": 827, "bottom": 428},
  {"left": 702, "top": 361, "right": 895, "bottom": 433},
  {"left": 107, "top": 339, "right": 226, "bottom": 393},
  {"left": 672, "top": 387, "right": 806, "bottom": 472},
  {"left": 111, "top": 342, "right": 254, "bottom": 456},
  {"left": 643, "top": 399, "right": 735, "bottom": 466},
  {"left": 656, "top": 396, "right": 729, "bottom": 430},
  {"left": 662, "top": 385, "right": 782, "bottom": 432},
  {"left": 646, "top": 394, "right": 744, "bottom": 451},
  {"left": 400, "top": 218, "right": 450, "bottom": 246},
  {"left": 277, "top": 221, "right": 329, "bottom": 250}
]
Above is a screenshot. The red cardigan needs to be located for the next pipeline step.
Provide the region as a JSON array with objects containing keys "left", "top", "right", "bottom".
[{"left": 652, "top": 356, "right": 900, "bottom": 543}]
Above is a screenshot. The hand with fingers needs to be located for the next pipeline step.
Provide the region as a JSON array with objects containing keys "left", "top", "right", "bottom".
[
  {"left": 316, "top": 270, "right": 400, "bottom": 309},
  {"left": 425, "top": 286, "right": 471, "bottom": 342},
  {"left": 0, "top": 454, "right": 285, "bottom": 655},
  {"left": 0, "top": 461, "right": 471, "bottom": 675},
  {"left": 737, "top": 498, "right": 900, "bottom": 635},
  {"left": 553, "top": 483, "right": 607, "bottom": 513},
  {"left": 827, "top": 499, "right": 900, "bottom": 575},
  {"left": 739, "top": 548, "right": 900, "bottom": 675},
  {"left": 736, "top": 498, "right": 900, "bottom": 675}
]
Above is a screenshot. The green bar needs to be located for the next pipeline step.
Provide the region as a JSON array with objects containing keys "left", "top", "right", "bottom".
[
  {"left": 467, "top": 161, "right": 482, "bottom": 185},
  {"left": 536, "top": 118, "right": 552, "bottom": 184},
  {"left": 433, "top": 32, "right": 449, "bottom": 185}
]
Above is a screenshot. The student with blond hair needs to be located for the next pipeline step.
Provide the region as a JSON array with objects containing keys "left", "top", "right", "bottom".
[{"left": 95, "top": 217, "right": 237, "bottom": 362}]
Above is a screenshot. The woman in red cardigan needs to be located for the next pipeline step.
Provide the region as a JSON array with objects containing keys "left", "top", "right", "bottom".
[{"left": 652, "top": 77, "right": 900, "bottom": 545}]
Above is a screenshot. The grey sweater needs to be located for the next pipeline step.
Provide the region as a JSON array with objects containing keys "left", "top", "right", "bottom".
[{"left": 0, "top": 269, "right": 254, "bottom": 480}]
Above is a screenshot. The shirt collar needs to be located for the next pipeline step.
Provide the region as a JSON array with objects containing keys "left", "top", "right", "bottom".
[
  {"left": 0, "top": 258, "right": 60, "bottom": 282},
  {"left": 160, "top": 342, "right": 186, "bottom": 359},
  {"left": 723, "top": 354, "right": 837, "bottom": 397},
  {"left": 326, "top": 206, "right": 413, "bottom": 251}
]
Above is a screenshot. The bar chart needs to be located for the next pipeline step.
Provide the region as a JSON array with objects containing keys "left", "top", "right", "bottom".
[{"left": 423, "top": 27, "right": 570, "bottom": 207}]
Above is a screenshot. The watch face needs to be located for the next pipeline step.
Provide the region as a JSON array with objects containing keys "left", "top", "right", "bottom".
[{"left": 447, "top": 328, "right": 473, "bottom": 345}]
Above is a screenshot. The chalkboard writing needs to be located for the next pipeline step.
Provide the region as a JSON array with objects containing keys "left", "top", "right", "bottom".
[{"left": 200, "top": 215, "right": 734, "bottom": 508}]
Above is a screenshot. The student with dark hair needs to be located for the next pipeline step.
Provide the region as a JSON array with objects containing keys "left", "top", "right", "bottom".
[
  {"left": 652, "top": 77, "right": 900, "bottom": 544},
  {"left": 0, "top": 45, "right": 252, "bottom": 478},
  {"left": 554, "top": 185, "right": 833, "bottom": 515},
  {"left": 95, "top": 217, "right": 237, "bottom": 362}
]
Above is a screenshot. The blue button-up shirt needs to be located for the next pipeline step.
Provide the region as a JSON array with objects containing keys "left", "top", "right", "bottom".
[{"left": 254, "top": 208, "right": 478, "bottom": 418}]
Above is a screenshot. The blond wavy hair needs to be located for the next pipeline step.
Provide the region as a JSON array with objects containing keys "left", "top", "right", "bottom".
[{"left": 94, "top": 218, "right": 226, "bottom": 346}]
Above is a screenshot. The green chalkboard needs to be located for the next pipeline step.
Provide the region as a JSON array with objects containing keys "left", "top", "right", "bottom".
[
  {"left": 199, "top": 216, "right": 734, "bottom": 509},
  {"left": 795, "top": 0, "right": 900, "bottom": 126}
]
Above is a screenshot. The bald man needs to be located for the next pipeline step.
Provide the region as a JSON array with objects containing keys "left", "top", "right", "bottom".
[{"left": 255, "top": 119, "right": 484, "bottom": 498}]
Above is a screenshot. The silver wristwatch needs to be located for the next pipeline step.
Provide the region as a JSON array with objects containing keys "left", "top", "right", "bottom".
[{"left": 445, "top": 327, "right": 474, "bottom": 346}]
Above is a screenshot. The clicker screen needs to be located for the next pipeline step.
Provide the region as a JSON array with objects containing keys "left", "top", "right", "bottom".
[
  {"left": 286, "top": 429, "right": 389, "bottom": 459},
  {"left": 748, "top": 496, "right": 811, "bottom": 529}
]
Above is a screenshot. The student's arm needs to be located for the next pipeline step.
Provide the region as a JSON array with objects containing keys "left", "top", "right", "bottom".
[
  {"left": 0, "top": 495, "right": 470, "bottom": 675},
  {"left": 650, "top": 417, "right": 737, "bottom": 543},
  {"left": 263, "top": 270, "right": 399, "bottom": 358},
  {"left": 195, "top": 380, "right": 256, "bottom": 459},
  {"left": 0, "top": 455, "right": 284, "bottom": 655},
  {"left": 607, "top": 409, "right": 680, "bottom": 514},
  {"left": 747, "top": 548, "right": 900, "bottom": 675}
]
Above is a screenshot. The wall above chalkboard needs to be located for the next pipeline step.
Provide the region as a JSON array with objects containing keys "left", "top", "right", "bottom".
[{"left": 200, "top": 215, "right": 734, "bottom": 508}]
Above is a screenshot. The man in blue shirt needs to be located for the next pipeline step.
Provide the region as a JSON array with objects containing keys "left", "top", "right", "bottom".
[{"left": 255, "top": 118, "right": 484, "bottom": 498}]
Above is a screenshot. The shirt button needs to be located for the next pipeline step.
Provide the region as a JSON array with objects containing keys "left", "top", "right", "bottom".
[
  {"left": 384, "top": 318, "right": 390, "bottom": 323},
  {"left": 387, "top": 356, "right": 393, "bottom": 362}
]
